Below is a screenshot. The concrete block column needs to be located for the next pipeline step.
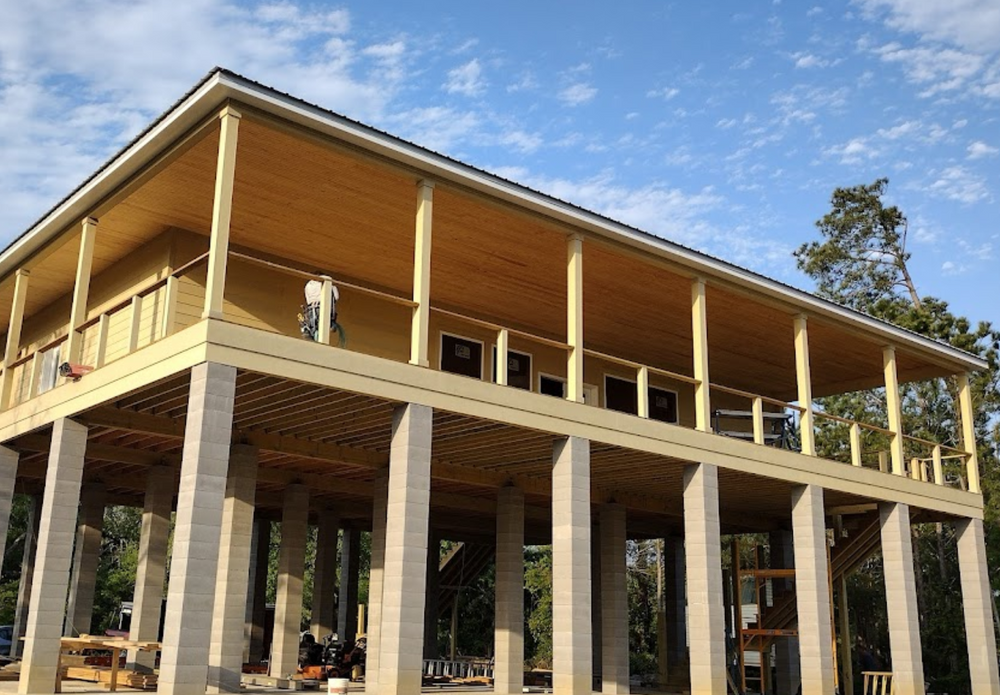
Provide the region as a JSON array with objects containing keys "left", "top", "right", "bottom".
[
  {"left": 552, "top": 436, "right": 592, "bottom": 695},
  {"left": 337, "top": 526, "right": 361, "bottom": 644},
  {"left": 128, "top": 466, "right": 174, "bottom": 672},
  {"left": 495, "top": 486, "right": 525, "bottom": 695},
  {"left": 878, "top": 502, "right": 925, "bottom": 695},
  {"left": 18, "top": 418, "right": 88, "bottom": 695},
  {"left": 11, "top": 494, "right": 41, "bottom": 659},
  {"left": 270, "top": 483, "right": 310, "bottom": 678},
  {"left": 377, "top": 403, "right": 433, "bottom": 695},
  {"left": 955, "top": 518, "right": 1000, "bottom": 695},
  {"left": 791, "top": 485, "right": 835, "bottom": 695},
  {"left": 770, "top": 531, "right": 800, "bottom": 695},
  {"left": 365, "top": 469, "right": 389, "bottom": 695},
  {"left": 0, "top": 447, "right": 18, "bottom": 560},
  {"left": 65, "top": 482, "right": 106, "bottom": 636},
  {"left": 158, "top": 362, "right": 237, "bottom": 695},
  {"left": 246, "top": 518, "right": 271, "bottom": 664},
  {"left": 600, "top": 504, "right": 629, "bottom": 695},
  {"left": 312, "top": 507, "right": 340, "bottom": 640},
  {"left": 682, "top": 463, "right": 726, "bottom": 695},
  {"left": 208, "top": 444, "right": 259, "bottom": 693}
]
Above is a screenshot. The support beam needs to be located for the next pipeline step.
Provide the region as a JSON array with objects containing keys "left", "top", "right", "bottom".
[
  {"left": 65, "top": 218, "right": 97, "bottom": 364},
  {"left": 208, "top": 444, "right": 259, "bottom": 693},
  {"left": 11, "top": 495, "right": 41, "bottom": 659},
  {"left": 0, "top": 447, "right": 18, "bottom": 559},
  {"left": 883, "top": 347, "right": 906, "bottom": 476},
  {"left": 691, "top": 278, "right": 711, "bottom": 432},
  {"left": 794, "top": 315, "right": 815, "bottom": 456},
  {"left": 65, "top": 482, "right": 106, "bottom": 636},
  {"left": 18, "top": 418, "right": 88, "bottom": 694},
  {"left": 246, "top": 518, "right": 271, "bottom": 665},
  {"left": 365, "top": 469, "right": 389, "bottom": 695},
  {"left": 956, "top": 373, "right": 981, "bottom": 493},
  {"left": 202, "top": 107, "right": 242, "bottom": 320},
  {"left": 495, "top": 487, "right": 525, "bottom": 695},
  {"left": 552, "top": 436, "right": 592, "bottom": 695},
  {"left": 791, "top": 485, "right": 835, "bottom": 695},
  {"left": 878, "top": 502, "right": 924, "bottom": 695},
  {"left": 683, "top": 463, "right": 726, "bottom": 695},
  {"left": 600, "top": 504, "right": 629, "bottom": 695},
  {"left": 270, "top": 483, "right": 310, "bottom": 679},
  {"left": 312, "top": 507, "right": 340, "bottom": 640},
  {"left": 378, "top": 404, "right": 433, "bottom": 695},
  {"left": 128, "top": 466, "right": 174, "bottom": 672},
  {"left": 409, "top": 180, "right": 434, "bottom": 367},
  {"left": 158, "top": 362, "right": 237, "bottom": 695},
  {"left": 955, "top": 518, "right": 1000, "bottom": 695},
  {"left": 566, "top": 235, "right": 584, "bottom": 403},
  {"left": 1, "top": 269, "right": 30, "bottom": 409},
  {"left": 337, "top": 527, "right": 361, "bottom": 645}
]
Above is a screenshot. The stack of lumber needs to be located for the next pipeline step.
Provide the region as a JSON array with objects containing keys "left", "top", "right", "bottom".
[{"left": 65, "top": 666, "right": 157, "bottom": 690}]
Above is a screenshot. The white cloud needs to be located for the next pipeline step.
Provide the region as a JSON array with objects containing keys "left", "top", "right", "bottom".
[
  {"left": 967, "top": 140, "right": 999, "bottom": 159},
  {"left": 444, "top": 58, "right": 486, "bottom": 96},
  {"left": 506, "top": 72, "right": 538, "bottom": 93},
  {"left": 559, "top": 82, "right": 598, "bottom": 106},
  {"left": 857, "top": 0, "right": 1000, "bottom": 53},
  {"left": 823, "top": 137, "right": 880, "bottom": 164},
  {"left": 384, "top": 106, "right": 480, "bottom": 153},
  {"left": 647, "top": 87, "right": 680, "bottom": 100},
  {"left": 873, "top": 42, "right": 985, "bottom": 97},
  {"left": 941, "top": 260, "right": 966, "bottom": 276},
  {"left": 791, "top": 52, "right": 833, "bottom": 68},
  {"left": 925, "top": 165, "right": 990, "bottom": 203},
  {"left": 498, "top": 129, "right": 543, "bottom": 154}
]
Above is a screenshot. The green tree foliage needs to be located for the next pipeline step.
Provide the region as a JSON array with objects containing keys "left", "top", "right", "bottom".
[{"left": 797, "top": 178, "right": 1000, "bottom": 694}]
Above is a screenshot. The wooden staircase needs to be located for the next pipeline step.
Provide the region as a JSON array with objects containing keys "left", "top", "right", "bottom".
[{"left": 437, "top": 542, "right": 495, "bottom": 617}]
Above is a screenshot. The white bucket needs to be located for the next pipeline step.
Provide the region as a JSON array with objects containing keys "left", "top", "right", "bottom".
[{"left": 328, "top": 678, "right": 350, "bottom": 695}]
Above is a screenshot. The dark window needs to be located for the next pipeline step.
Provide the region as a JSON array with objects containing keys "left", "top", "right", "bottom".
[
  {"left": 649, "top": 387, "right": 679, "bottom": 424},
  {"left": 605, "top": 375, "right": 638, "bottom": 415},
  {"left": 492, "top": 348, "right": 531, "bottom": 390},
  {"left": 539, "top": 375, "right": 566, "bottom": 398},
  {"left": 441, "top": 334, "right": 482, "bottom": 379}
]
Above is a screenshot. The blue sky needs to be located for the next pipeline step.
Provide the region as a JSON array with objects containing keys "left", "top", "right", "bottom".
[{"left": 1, "top": 0, "right": 998, "bottom": 328}]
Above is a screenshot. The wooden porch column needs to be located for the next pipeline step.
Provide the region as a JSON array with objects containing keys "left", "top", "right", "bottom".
[
  {"left": 691, "top": 277, "right": 711, "bottom": 431},
  {"left": 566, "top": 234, "right": 584, "bottom": 403},
  {"left": 882, "top": 346, "right": 905, "bottom": 476},
  {"left": 793, "top": 314, "right": 815, "bottom": 456},
  {"left": 202, "top": 106, "right": 242, "bottom": 320},
  {"left": 65, "top": 218, "right": 98, "bottom": 364},
  {"left": 1, "top": 269, "right": 30, "bottom": 409},
  {"left": 409, "top": 180, "right": 434, "bottom": 367},
  {"left": 956, "top": 373, "right": 981, "bottom": 493}
]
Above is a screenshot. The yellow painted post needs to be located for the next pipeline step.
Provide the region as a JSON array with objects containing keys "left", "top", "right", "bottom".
[
  {"left": 202, "top": 106, "right": 242, "bottom": 320},
  {"left": 909, "top": 458, "right": 921, "bottom": 481},
  {"left": 882, "top": 346, "right": 906, "bottom": 476},
  {"left": 956, "top": 373, "right": 981, "bottom": 494},
  {"left": 932, "top": 446, "right": 944, "bottom": 486},
  {"left": 27, "top": 351, "right": 44, "bottom": 400},
  {"left": 566, "top": 234, "right": 584, "bottom": 403},
  {"left": 161, "top": 276, "right": 178, "bottom": 339},
  {"left": 637, "top": 366, "right": 650, "bottom": 418},
  {"left": 496, "top": 328, "right": 509, "bottom": 386},
  {"left": 66, "top": 217, "right": 98, "bottom": 364},
  {"left": 878, "top": 451, "right": 889, "bottom": 474},
  {"left": 127, "top": 295, "right": 142, "bottom": 353},
  {"left": 0, "top": 269, "right": 30, "bottom": 409},
  {"left": 94, "top": 314, "right": 110, "bottom": 368},
  {"left": 849, "top": 423, "right": 862, "bottom": 467},
  {"left": 410, "top": 180, "right": 434, "bottom": 367},
  {"left": 752, "top": 397, "right": 765, "bottom": 445},
  {"left": 793, "top": 314, "right": 815, "bottom": 455},
  {"left": 691, "top": 277, "right": 711, "bottom": 432},
  {"left": 318, "top": 275, "right": 333, "bottom": 345}
]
